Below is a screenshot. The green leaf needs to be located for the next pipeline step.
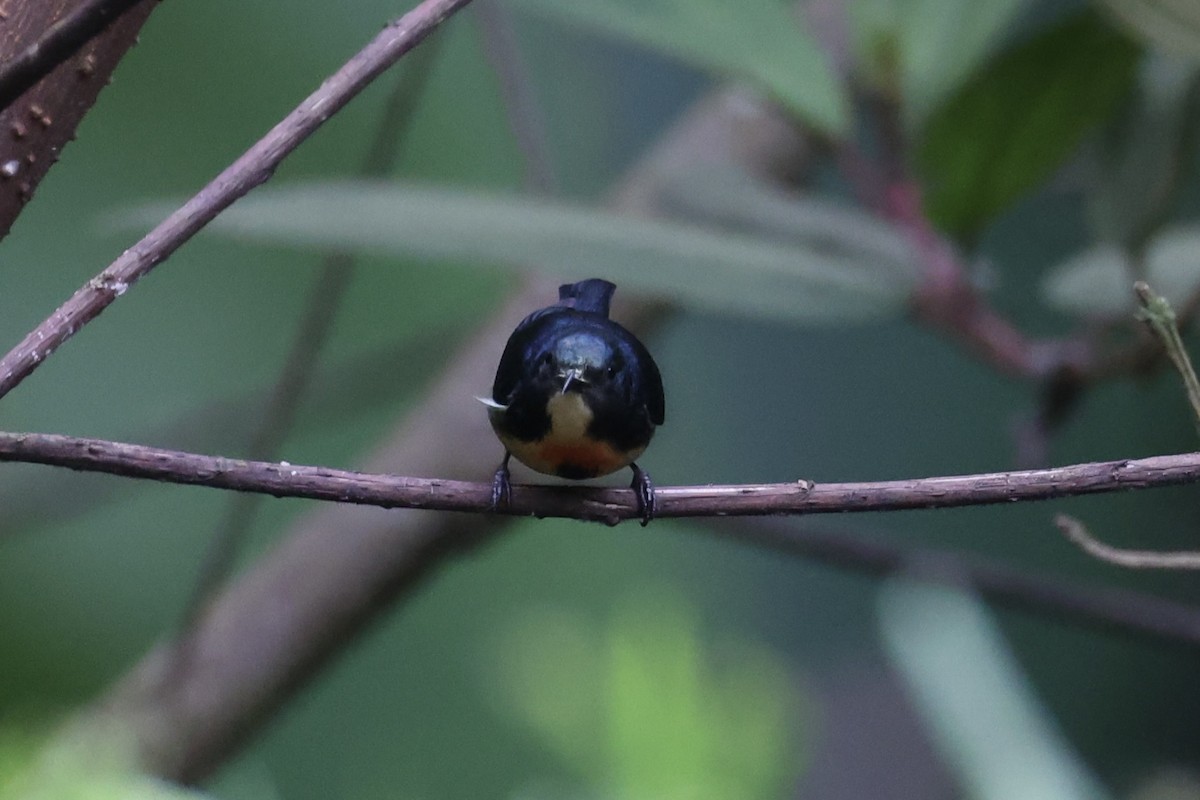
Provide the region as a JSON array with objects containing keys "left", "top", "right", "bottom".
[
  {"left": 879, "top": 580, "right": 1113, "bottom": 800},
  {"left": 658, "top": 164, "right": 919, "bottom": 272},
  {"left": 0, "top": 721, "right": 214, "bottom": 800},
  {"left": 129, "top": 181, "right": 918, "bottom": 325},
  {"left": 1041, "top": 225, "right": 1200, "bottom": 315},
  {"left": 897, "top": 0, "right": 1032, "bottom": 125},
  {"left": 917, "top": 10, "right": 1141, "bottom": 239},
  {"left": 1100, "top": 0, "right": 1200, "bottom": 60},
  {"left": 852, "top": 0, "right": 1033, "bottom": 126},
  {"left": 1086, "top": 53, "right": 1200, "bottom": 248},
  {"left": 493, "top": 588, "right": 805, "bottom": 799},
  {"left": 511, "top": 0, "right": 848, "bottom": 135}
]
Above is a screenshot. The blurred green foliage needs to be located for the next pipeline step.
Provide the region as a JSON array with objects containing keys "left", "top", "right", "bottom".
[
  {"left": 880, "top": 580, "right": 1114, "bottom": 800},
  {"left": 513, "top": 0, "right": 848, "bottom": 135},
  {"left": 1043, "top": 227, "right": 1200, "bottom": 315},
  {"left": 852, "top": 0, "right": 1032, "bottom": 125},
  {"left": 166, "top": 180, "right": 915, "bottom": 323},
  {"left": 2, "top": 0, "right": 1200, "bottom": 798},
  {"left": 0, "top": 720, "right": 209, "bottom": 800},
  {"left": 918, "top": 8, "right": 1140, "bottom": 239},
  {"left": 492, "top": 587, "right": 804, "bottom": 799}
]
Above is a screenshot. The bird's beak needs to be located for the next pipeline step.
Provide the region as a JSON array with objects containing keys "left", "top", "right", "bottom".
[{"left": 559, "top": 367, "right": 586, "bottom": 393}]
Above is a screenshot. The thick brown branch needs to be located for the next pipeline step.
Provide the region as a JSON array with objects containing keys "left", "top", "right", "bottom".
[
  {"left": 0, "top": 0, "right": 474, "bottom": 399},
  {"left": 0, "top": 0, "right": 159, "bottom": 237},
  {"left": 0, "top": 0, "right": 148, "bottom": 112},
  {"left": 1, "top": 431, "right": 1197, "bottom": 522}
]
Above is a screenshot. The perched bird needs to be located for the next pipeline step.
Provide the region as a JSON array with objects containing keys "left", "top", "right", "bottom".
[{"left": 483, "top": 278, "right": 665, "bottom": 524}]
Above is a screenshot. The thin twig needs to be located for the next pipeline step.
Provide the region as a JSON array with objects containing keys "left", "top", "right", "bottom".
[
  {"left": 181, "top": 42, "right": 442, "bottom": 633},
  {"left": 76, "top": 88, "right": 810, "bottom": 785},
  {"left": 0, "top": 0, "right": 147, "bottom": 112},
  {"left": 1055, "top": 513, "right": 1200, "bottom": 570},
  {"left": 719, "top": 518, "right": 1200, "bottom": 649},
  {"left": 1088, "top": 281, "right": 1200, "bottom": 381},
  {"left": 2, "top": 431, "right": 1199, "bottom": 522},
  {"left": 180, "top": 262, "right": 356, "bottom": 627},
  {"left": 0, "top": 0, "right": 475, "bottom": 402},
  {"left": 1016, "top": 275, "right": 1200, "bottom": 458},
  {"left": 0, "top": 326, "right": 459, "bottom": 535},
  {"left": 1135, "top": 280, "right": 1200, "bottom": 426},
  {"left": 476, "top": 0, "right": 558, "bottom": 194}
]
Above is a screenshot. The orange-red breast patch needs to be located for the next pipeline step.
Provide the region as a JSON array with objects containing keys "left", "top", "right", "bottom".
[
  {"left": 535, "top": 439, "right": 628, "bottom": 477},
  {"left": 498, "top": 392, "right": 645, "bottom": 478}
]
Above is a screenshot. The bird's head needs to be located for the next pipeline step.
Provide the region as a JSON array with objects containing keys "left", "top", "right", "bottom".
[{"left": 539, "top": 332, "right": 621, "bottom": 394}]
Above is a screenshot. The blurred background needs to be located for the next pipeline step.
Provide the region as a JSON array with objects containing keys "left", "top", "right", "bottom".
[{"left": 2, "top": 0, "right": 1200, "bottom": 797}]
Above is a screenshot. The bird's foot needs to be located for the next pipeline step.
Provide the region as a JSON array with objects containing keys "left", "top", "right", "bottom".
[
  {"left": 491, "top": 455, "right": 512, "bottom": 512},
  {"left": 630, "top": 463, "right": 656, "bottom": 526}
]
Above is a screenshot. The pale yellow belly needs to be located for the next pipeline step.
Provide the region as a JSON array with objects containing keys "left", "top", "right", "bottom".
[{"left": 498, "top": 392, "right": 643, "bottom": 478}]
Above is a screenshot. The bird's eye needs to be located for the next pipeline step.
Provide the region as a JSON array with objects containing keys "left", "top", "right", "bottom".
[
  {"left": 538, "top": 352, "right": 553, "bottom": 367},
  {"left": 606, "top": 365, "right": 618, "bottom": 378}
]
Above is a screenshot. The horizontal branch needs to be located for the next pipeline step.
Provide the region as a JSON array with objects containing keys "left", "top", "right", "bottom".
[
  {"left": 84, "top": 91, "right": 818, "bottom": 783},
  {"left": 1, "top": 431, "right": 1197, "bottom": 522}
]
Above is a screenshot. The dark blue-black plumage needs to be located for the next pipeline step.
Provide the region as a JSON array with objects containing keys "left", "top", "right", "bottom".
[{"left": 486, "top": 279, "right": 664, "bottom": 524}]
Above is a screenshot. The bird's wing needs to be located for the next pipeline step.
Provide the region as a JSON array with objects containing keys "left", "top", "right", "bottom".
[{"left": 491, "top": 308, "right": 560, "bottom": 403}]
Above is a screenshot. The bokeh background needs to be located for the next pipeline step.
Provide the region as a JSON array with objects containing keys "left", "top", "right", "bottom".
[{"left": 2, "top": 0, "right": 1200, "bottom": 797}]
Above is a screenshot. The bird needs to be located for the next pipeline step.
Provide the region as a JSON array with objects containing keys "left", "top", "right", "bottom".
[{"left": 482, "top": 278, "right": 664, "bottom": 525}]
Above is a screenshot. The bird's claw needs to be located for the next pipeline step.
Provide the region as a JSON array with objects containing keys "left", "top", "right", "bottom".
[
  {"left": 630, "top": 463, "right": 656, "bottom": 526},
  {"left": 491, "top": 456, "right": 512, "bottom": 512}
]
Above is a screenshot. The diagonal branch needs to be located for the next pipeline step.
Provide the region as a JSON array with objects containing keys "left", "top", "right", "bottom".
[
  {"left": 2, "top": 430, "right": 1198, "bottom": 522},
  {"left": 0, "top": 0, "right": 475, "bottom": 401},
  {"left": 182, "top": 42, "right": 444, "bottom": 635},
  {"left": 75, "top": 89, "right": 815, "bottom": 784},
  {"left": 476, "top": 0, "right": 558, "bottom": 194}
]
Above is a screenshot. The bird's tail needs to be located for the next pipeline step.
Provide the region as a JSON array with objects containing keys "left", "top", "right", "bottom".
[{"left": 558, "top": 278, "right": 617, "bottom": 317}]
